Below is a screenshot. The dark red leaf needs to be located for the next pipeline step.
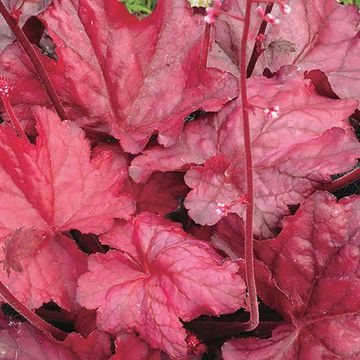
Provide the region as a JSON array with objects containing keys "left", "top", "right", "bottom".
[
  {"left": 0, "top": 0, "right": 238, "bottom": 152},
  {"left": 223, "top": 192, "right": 360, "bottom": 358}
]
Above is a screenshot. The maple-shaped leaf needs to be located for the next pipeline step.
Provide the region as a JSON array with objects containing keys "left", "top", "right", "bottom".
[
  {"left": 0, "top": 0, "right": 238, "bottom": 152},
  {"left": 256, "top": 0, "right": 360, "bottom": 101},
  {"left": 77, "top": 213, "right": 245, "bottom": 358},
  {"left": 110, "top": 333, "right": 161, "bottom": 360},
  {"left": 128, "top": 70, "right": 360, "bottom": 238},
  {"left": 0, "top": 106, "right": 134, "bottom": 238},
  {"left": 223, "top": 191, "right": 360, "bottom": 359},
  {"left": 0, "top": 233, "right": 87, "bottom": 310},
  {"left": 184, "top": 70, "right": 360, "bottom": 238},
  {"left": 124, "top": 172, "right": 189, "bottom": 216}
]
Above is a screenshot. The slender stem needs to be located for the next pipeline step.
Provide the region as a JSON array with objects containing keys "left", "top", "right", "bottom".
[
  {"left": 321, "top": 167, "right": 360, "bottom": 193},
  {"left": 239, "top": 0, "right": 259, "bottom": 331},
  {"left": 1, "top": 97, "right": 28, "bottom": 140},
  {"left": 0, "top": 1, "right": 67, "bottom": 120},
  {"left": 200, "top": 23, "right": 211, "bottom": 68},
  {"left": 246, "top": 2, "right": 274, "bottom": 77},
  {"left": 0, "top": 281, "right": 67, "bottom": 340}
]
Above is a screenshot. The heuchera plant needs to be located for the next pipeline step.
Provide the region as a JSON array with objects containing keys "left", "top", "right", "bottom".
[{"left": 0, "top": 0, "right": 359, "bottom": 358}]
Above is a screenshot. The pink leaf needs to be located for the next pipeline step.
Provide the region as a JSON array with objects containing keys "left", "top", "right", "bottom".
[
  {"left": 223, "top": 192, "right": 360, "bottom": 358},
  {"left": 184, "top": 70, "right": 360, "bottom": 238},
  {"left": 110, "top": 333, "right": 161, "bottom": 360},
  {"left": 77, "top": 213, "right": 245, "bottom": 358},
  {"left": 0, "top": 0, "right": 238, "bottom": 152},
  {"left": 1, "top": 228, "right": 50, "bottom": 275},
  {"left": 124, "top": 172, "right": 188, "bottom": 216},
  {"left": 213, "top": 0, "right": 258, "bottom": 68},
  {"left": 0, "top": 106, "right": 134, "bottom": 238},
  {"left": 185, "top": 155, "right": 246, "bottom": 226},
  {"left": 63, "top": 331, "right": 112, "bottom": 360},
  {"left": 256, "top": 0, "right": 360, "bottom": 101},
  {"left": 211, "top": 214, "right": 245, "bottom": 260},
  {"left": 0, "top": 233, "right": 87, "bottom": 310},
  {"left": 129, "top": 118, "right": 218, "bottom": 183},
  {"left": 0, "top": 322, "right": 76, "bottom": 360}
]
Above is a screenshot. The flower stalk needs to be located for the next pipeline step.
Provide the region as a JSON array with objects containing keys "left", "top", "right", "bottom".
[{"left": 239, "top": 0, "right": 259, "bottom": 331}]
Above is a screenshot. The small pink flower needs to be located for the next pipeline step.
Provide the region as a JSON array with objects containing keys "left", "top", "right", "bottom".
[
  {"left": 0, "top": 76, "right": 11, "bottom": 98},
  {"left": 264, "top": 106, "right": 280, "bottom": 120},
  {"left": 257, "top": 6, "right": 280, "bottom": 25},
  {"left": 204, "top": 0, "right": 223, "bottom": 24},
  {"left": 277, "top": 0, "right": 291, "bottom": 15}
]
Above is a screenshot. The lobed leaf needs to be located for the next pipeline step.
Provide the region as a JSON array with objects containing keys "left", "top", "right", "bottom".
[{"left": 77, "top": 213, "right": 245, "bottom": 357}]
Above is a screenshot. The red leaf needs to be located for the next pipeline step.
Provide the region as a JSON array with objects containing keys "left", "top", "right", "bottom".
[
  {"left": 223, "top": 192, "right": 360, "bottom": 358},
  {"left": 0, "top": 0, "right": 51, "bottom": 51},
  {"left": 124, "top": 172, "right": 188, "bottom": 216},
  {"left": 1, "top": 228, "right": 49, "bottom": 275},
  {"left": 183, "top": 71, "right": 360, "bottom": 238},
  {"left": 214, "top": 0, "right": 360, "bottom": 102},
  {"left": 255, "top": 0, "right": 360, "bottom": 101},
  {"left": 110, "top": 333, "right": 161, "bottom": 360},
  {"left": 0, "top": 321, "right": 111, "bottom": 360},
  {"left": 212, "top": 0, "right": 257, "bottom": 67},
  {"left": 63, "top": 331, "right": 112, "bottom": 360},
  {"left": 211, "top": 213, "right": 245, "bottom": 260},
  {"left": 0, "top": 0, "right": 238, "bottom": 152},
  {"left": 0, "top": 322, "right": 76, "bottom": 360},
  {"left": 222, "top": 324, "right": 299, "bottom": 360},
  {"left": 0, "top": 106, "right": 134, "bottom": 238},
  {"left": 129, "top": 118, "right": 218, "bottom": 183},
  {"left": 77, "top": 213, "right": 245, "bottom": 358},
  {"left": 0, "top": 233, "right": 87, "bottom": 310}
]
